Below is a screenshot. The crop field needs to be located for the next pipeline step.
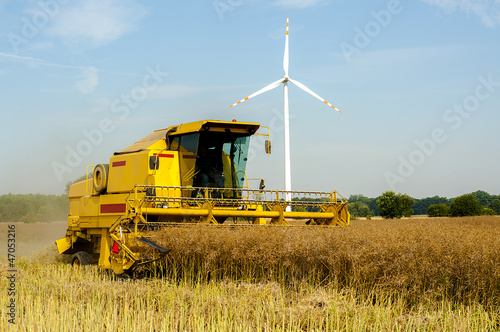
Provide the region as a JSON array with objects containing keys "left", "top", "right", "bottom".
[{"left": 2, "top": 216, "right": 500, "bottom": 331}]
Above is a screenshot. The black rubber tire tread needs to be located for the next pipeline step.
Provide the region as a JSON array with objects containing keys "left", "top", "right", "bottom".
[
  {"left": 93, "top": 164, "right": 109, "bottom": 194},
  {"left": 72, "top": 251, "right": 92, "bottom": 266}
]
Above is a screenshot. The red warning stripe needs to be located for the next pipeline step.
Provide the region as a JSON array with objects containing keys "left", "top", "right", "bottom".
[
  {"left": 112, "top": 161, "right": 126, "bottom": 167},
  {"left": 153, "top": 153, "right": 174, "bottom": 158},
  {"left": 100, "top": 203, "right": 127, "bottom": 214}
]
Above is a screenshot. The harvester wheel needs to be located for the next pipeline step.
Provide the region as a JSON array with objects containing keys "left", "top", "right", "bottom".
[
  {"left": 72, "top": 251, "right": 91, "bottom": 267},
  {"left": 93, "top": 164, "right": 109, "bottom": 194}
]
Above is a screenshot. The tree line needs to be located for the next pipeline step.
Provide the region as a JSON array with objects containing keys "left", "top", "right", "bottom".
[
  {"left": 0, "top": 193, "right": 68, "bottom": 223},
  {"left": 0, "top": 175, "right": 87, "bottom": 223},
  {"left": 348, "top": 190, "right": 500, "bottom": 219}
]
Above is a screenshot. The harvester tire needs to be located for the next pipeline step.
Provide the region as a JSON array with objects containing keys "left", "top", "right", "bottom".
[
  {"left": 72, "top": 251, "right": 91, "bottom": 267},
  {"left": 93, "top": 164, "right": 109, "bottom": 194}
]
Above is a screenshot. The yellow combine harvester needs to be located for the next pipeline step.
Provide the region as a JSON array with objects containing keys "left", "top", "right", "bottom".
[{"left": 57, "top": 120, "right": 349, "bottom": 275}]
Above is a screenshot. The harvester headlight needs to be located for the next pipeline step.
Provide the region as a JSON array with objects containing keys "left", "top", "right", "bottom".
[{"left": 156, "top": 203, "right": 169, "bottom": 209}]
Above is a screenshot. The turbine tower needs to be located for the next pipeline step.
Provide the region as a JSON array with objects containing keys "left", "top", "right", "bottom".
[{"left": 230, "top": 15, "right": 341, "bottom": 209}]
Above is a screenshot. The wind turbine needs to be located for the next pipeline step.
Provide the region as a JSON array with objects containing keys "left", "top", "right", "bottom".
[{"left": 230, "top": 15, "right": 341, "bottom": 209}]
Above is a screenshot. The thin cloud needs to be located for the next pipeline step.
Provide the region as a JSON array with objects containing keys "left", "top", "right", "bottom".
[
  {"left": 0, "top": 53, "right": 152, "bottom": 94},
  {"left": 48, "top": 0, "right": 148, "bottom": 46},
  {"left": 0, "top": 52, "right": 86, "bottom": 70},
  {"left": 420, "top": 0, "right": 500, "bottom": 27},
  {"left": 0, "top": 52, "right": 44, "bottom": 64},
  {"left": 0, "top": 52, "right": 143, "bottom": 77},
  {"left": 75, "top": 67, "right": 99, "bottom": 94}
]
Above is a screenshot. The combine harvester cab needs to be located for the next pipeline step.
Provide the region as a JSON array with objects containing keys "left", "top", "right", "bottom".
[{"left": 56, "top": 120, "right": 349, "bottom": 276}]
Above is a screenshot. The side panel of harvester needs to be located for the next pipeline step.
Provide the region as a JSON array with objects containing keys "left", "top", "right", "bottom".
[
  {"left": 56, "top": 148, "right": 182, "bottom": 267},
  {"left": 108, "top": 150, "right": 181, "bottom": 193}
]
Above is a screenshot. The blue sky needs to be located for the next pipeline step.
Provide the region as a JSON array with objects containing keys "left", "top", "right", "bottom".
[{"left": 0, "top": 0, "right": 499, "bottom": 198}]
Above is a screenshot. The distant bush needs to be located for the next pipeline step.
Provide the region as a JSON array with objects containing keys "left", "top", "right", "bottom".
[
  {"left": 488, "top": 199, "right": 500, "bottom": 215},
  {"left": 413, "top": 196, "right": 452, "bottom": 215},
  {"left": 293, "top": 206, "right": 306, "bottom": 212},
  {"left": 427, "top": 203, "right": 450, "bottom": 217},
  {"left": 450, "top": 193, "right": 482, "bottom": 217},
  {"left": 482, "top": 208, "right": 496, "bottom": 216},
  {"left": 348, "top": 194, "right": 380, "bottom": 216}
]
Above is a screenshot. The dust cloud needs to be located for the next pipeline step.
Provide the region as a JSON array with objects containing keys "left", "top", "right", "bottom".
[{"left": 0, "top": 221, "right": 68, "bottom": 258}]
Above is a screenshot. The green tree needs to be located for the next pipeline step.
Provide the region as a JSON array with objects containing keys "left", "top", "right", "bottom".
[
  {"left": 398, "top": 193, "right": 414, "bottom": 217},
  {"left": 472, "top": 190, "right": 493, "bottom": 207},
  {"left": 348, "top": 201, "right": 373, "bottom": 219},
  {"left": 449, "top": 193, "right": 482, "bottom": 217},
  {"left": 488, "top": 199, "right": 500, "bottom": 215},
  {"left": 349, "top": 194, "right": 380, "bottom": 216},
  {"left": 427, "top": 203, "right": 449, "bottom": 217},
  {"left": 376, "top": 191, "right": 414, "bottom": 219},
  {"left": 349, "top": 194, "right": 371, "bottom": 205}
]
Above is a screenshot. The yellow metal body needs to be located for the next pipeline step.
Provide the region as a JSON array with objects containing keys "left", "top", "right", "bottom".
[{"left": 56, "top": 120, "right": 349, "bottom": 275}]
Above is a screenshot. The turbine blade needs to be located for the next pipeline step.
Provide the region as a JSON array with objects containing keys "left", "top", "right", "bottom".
[
  {"left": 230, "top": 78, "right": 285, "bottom": 108},
  {"left": 283, "top": 15, "right": 289, "bottom": 77},
  {"left": 288, "top": 78, "right": 341, "bottom": 113}
]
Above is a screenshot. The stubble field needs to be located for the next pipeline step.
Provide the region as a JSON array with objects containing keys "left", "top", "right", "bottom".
[{"left": 1, "top": 216, "right": 500, "bottom": 331}]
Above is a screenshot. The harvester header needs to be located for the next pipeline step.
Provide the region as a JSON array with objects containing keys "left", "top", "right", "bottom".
[{"left": 57, "top": 119, "right": 349, "bottom": 276}]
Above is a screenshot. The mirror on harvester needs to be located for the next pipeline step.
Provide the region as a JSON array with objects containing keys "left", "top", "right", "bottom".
[
  {"left": 259, "top": 179, "right": 265, "bottom": 192},
  {"left": 265, "top": 140, "right": 271, "bottom": 154}
]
